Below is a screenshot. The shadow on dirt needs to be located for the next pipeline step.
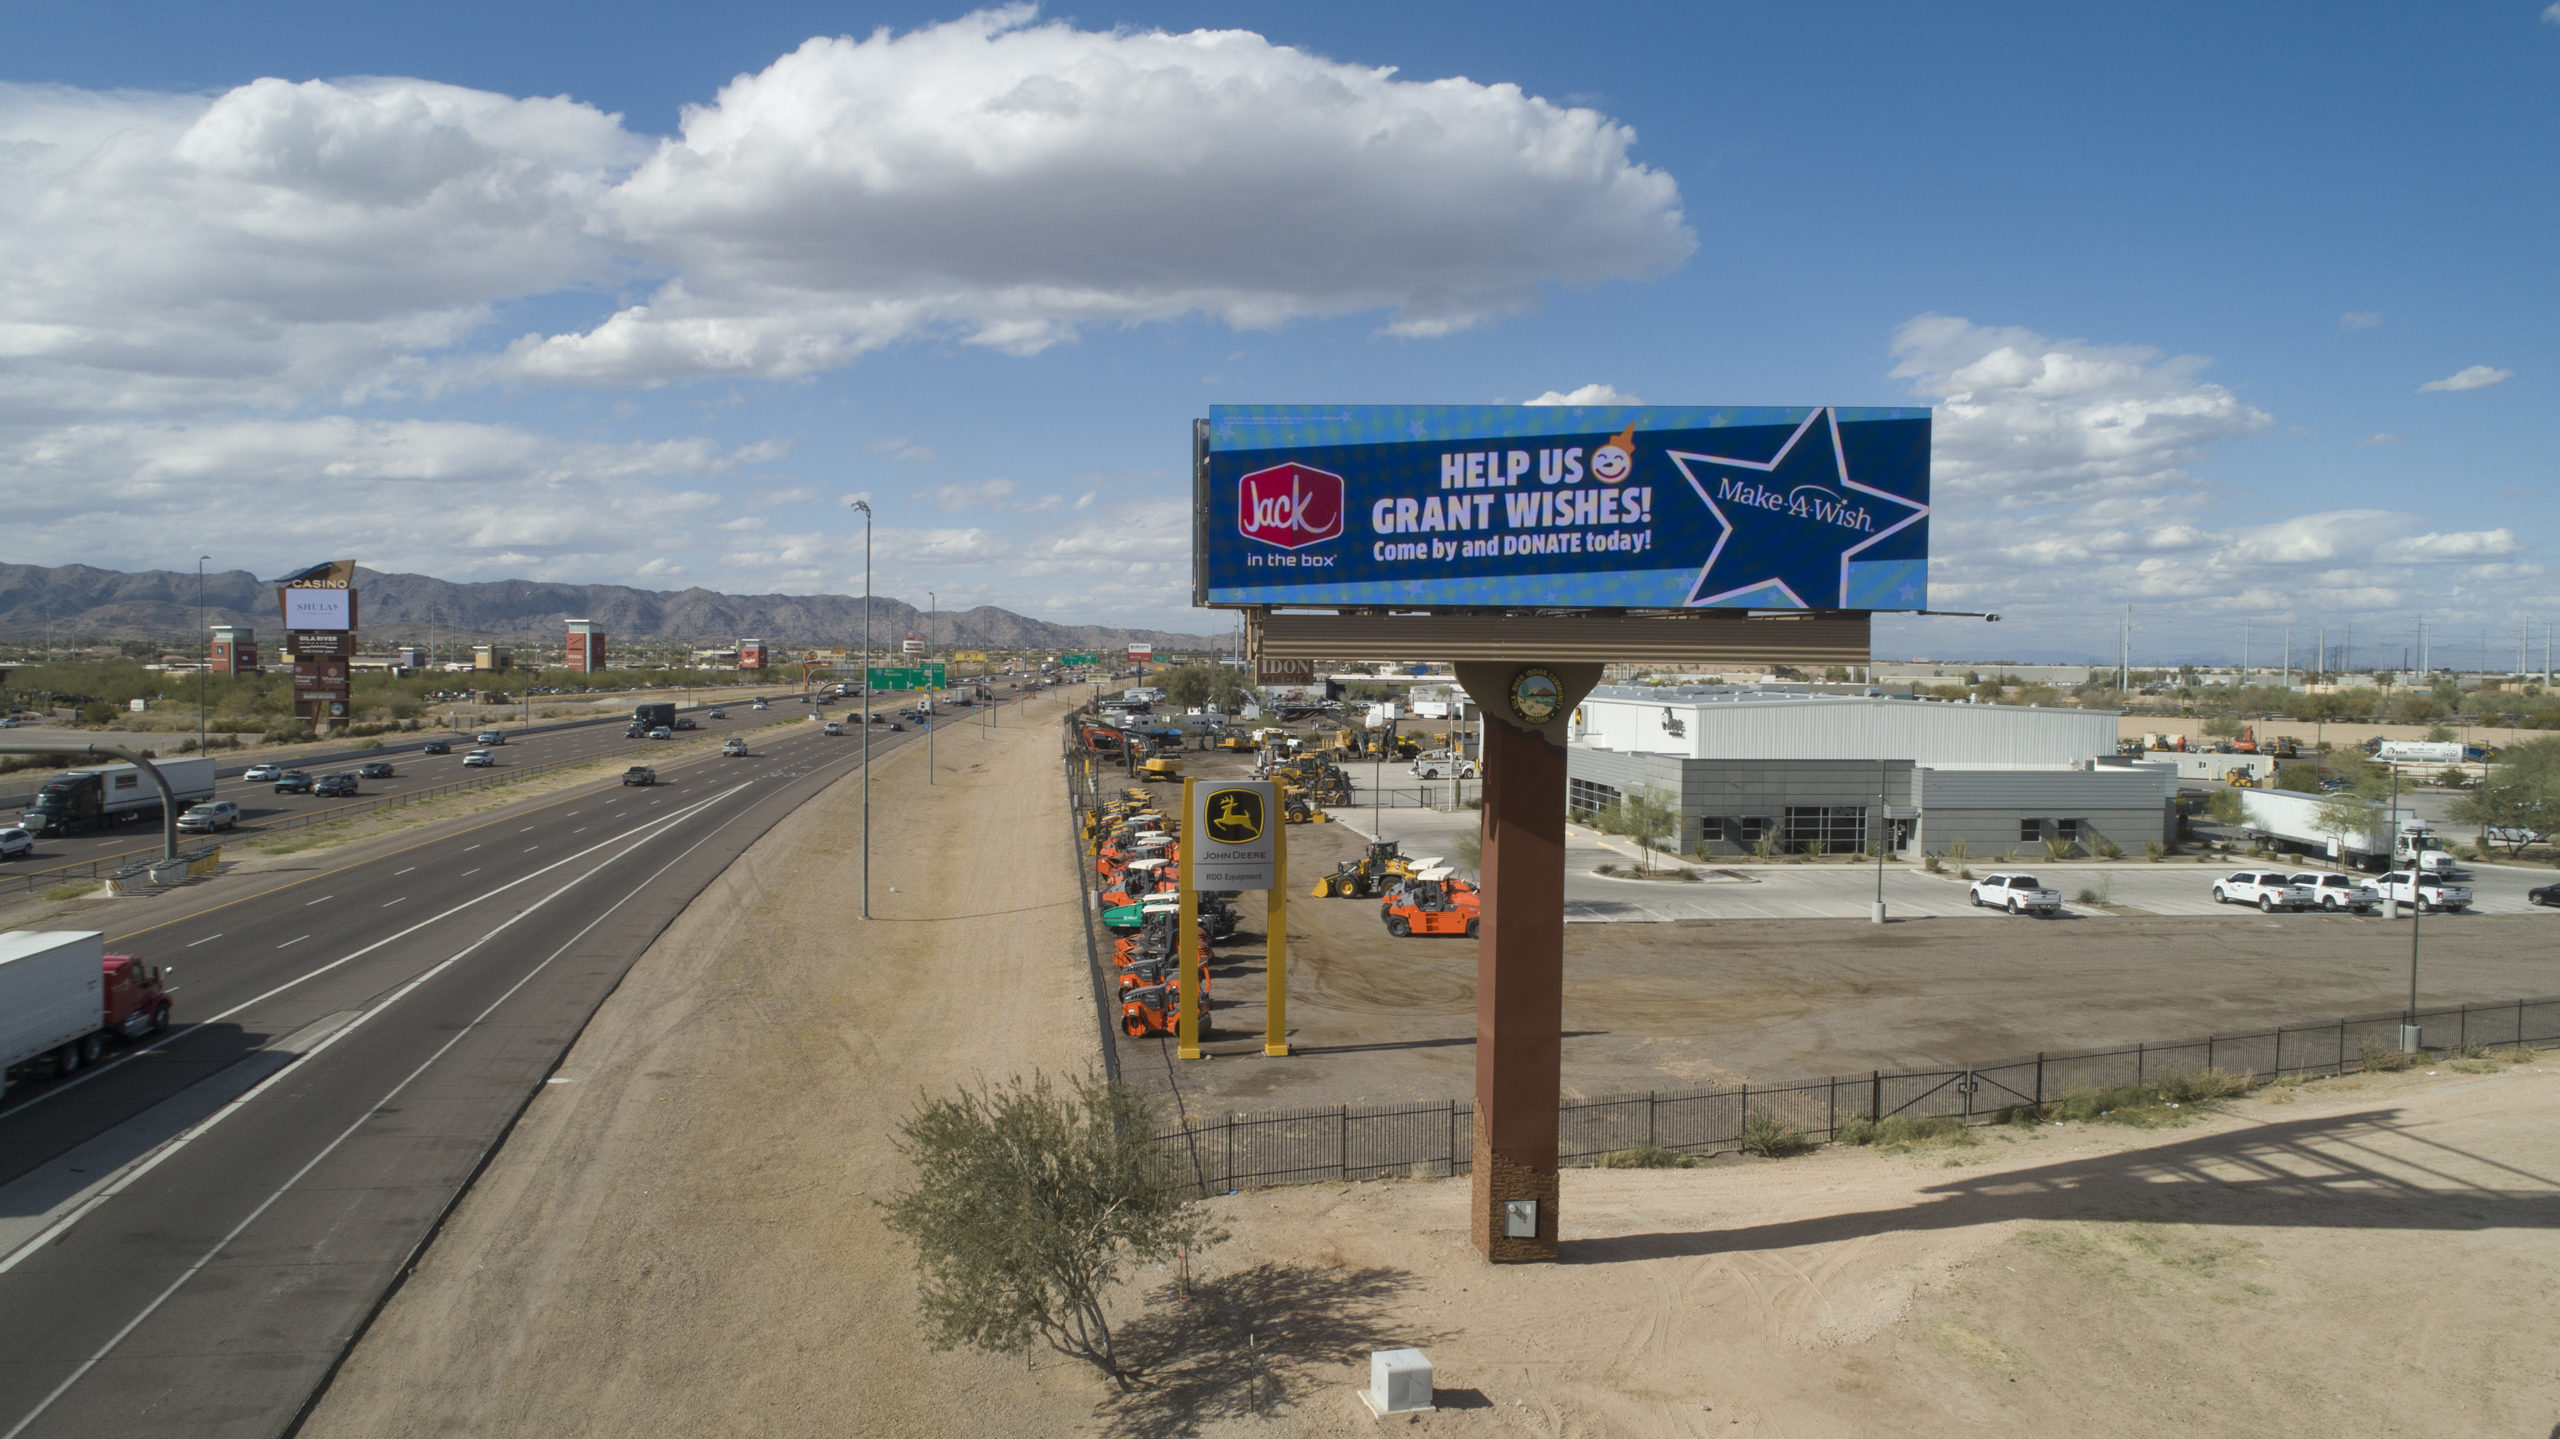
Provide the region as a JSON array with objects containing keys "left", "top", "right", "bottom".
[{"left": 1097, "top": 1261, "right": 1433, "bottom": 1438}]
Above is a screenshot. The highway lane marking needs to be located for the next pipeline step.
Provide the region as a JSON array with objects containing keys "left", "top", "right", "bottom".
[
  {"left": 278, "top": 936, "right": 308, "bottom": 949},
  {"left": 381, "top": 897, "right": 406, "bottom": 908},
  {"left": 463, "top": 843, "right": 481, "bottom": 852},
  {"left": 573, "top": 827, "right": 587, "bottom": 834},
  {"left": 305, "top": 895, "right": 333, "bottom": 906},
  {"left": 462, "top": 867, "right": 480, "bottom": 876},
  {"left": 185, "top": 934, "right": 222, "bottom": 948},
  {"left": 525, "top": 845, "right": 541, "bottom": 852},
  {"left": 0, "top": 794, "right": 765, "bottom": 1439},
  {"left": 89, "top": 722, "right": 860, "bottom": 950},
  {"left": 395, "top": 867, "right": 416, "bottom": 876}
]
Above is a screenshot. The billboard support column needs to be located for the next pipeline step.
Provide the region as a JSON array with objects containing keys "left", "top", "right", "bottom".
[
  {"left": 1178, "top": 777, "right": 1201, "bottom": 1061},
  {"left": 1455, "top": 660, "right": 1601, "bottom": 1264},
  {"left": 1265, "top": 807, "right": 1290, "bottom": 1057}
]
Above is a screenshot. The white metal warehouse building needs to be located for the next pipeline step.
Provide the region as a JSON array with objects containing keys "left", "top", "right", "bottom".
[{"left": 1564, "top": 687, "right": 2174, "bottom": 857}]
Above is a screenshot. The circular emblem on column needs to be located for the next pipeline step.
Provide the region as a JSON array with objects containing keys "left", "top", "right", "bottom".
[{"left": 1506, "top": 667, "right": 1563, "bottom": 725}]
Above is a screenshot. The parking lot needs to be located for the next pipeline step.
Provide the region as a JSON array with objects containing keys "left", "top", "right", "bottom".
[{"left": 1102, "top": 743, "right": 2560, "bottom": 1118}]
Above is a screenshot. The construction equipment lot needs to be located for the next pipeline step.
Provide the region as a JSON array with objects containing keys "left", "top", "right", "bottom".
[{"left": 1110, "top": 745, "right": 2560, "bottom": 1115}]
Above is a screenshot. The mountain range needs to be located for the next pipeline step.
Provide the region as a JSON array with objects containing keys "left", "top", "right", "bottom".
[{"left": 0, "top": 563, "right": 1229, "bottom": 655}]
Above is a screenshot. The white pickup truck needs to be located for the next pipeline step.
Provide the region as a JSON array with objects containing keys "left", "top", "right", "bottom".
[
  {"left": 1969, "top": 872, "right": 2062, "bottom": 916},
  {"left": 2373, "top": 871, "right": 2473, "bottom": 914},
  {"left": 1409, "top": 750, "right": 1477, "bottom": 780},
  {"left": 2211, "top": 871, "right": 2318, "bottom": 912},
  {"left": 2289, "top": 872, "right": 2380, "bottom": 913}
]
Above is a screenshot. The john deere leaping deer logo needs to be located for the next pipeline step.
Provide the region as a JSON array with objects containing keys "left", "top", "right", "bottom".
[{"left": 1205, "top": 787, "right": 1265, "bottom": 845}]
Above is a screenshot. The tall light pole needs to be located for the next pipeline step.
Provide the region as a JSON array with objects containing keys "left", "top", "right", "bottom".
[
  {"left": 851, "top": 498, "right": 873, "bottom": 918},
  {"left": 936, "top": 583, "right": 947, "bottom": 783},
  {"left": 196, "top": 555, "right": 211, "bottom": 758}
]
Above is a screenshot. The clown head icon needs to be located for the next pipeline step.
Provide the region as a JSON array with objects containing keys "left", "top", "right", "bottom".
[{"left": 1589, "top": 425, "right": 1637, "bottom": 483}]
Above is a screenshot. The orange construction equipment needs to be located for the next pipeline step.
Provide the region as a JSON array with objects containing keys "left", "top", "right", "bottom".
[
  {"left": 1121, "top": 964, "right": 1213, "bottom": 1038},
  {"left": 1383, "top": 867, "right": 1481, "bottom": 938}
]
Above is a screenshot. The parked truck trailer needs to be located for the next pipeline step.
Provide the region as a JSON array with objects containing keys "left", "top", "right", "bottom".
[
  {"left": 19, "top": 756, "right": 216, "bottom": 836},
  {"left": 2234, "top": 789, "right": 2453, "bottom": 873},
  {"left": 0, "top": 931, "right": 173, "bottom": 1087}
]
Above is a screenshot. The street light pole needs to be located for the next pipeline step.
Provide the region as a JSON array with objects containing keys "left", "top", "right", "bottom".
[
  {"left": 852, "top": 498, "right": 873, "bottom": 918},
  {"left": 1872, "top": 757, "right": 1888, "bottom": 924},
  {"left": 927, "top": 590, "right": 936, "bottom": 786},
  {"left": 196, "top": 555, "right": 210, "bottom": 757}
]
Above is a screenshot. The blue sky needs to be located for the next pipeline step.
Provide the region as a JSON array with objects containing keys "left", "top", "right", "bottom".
[{"left": 5, "top": 2, "right": 2553, "bottom": 667}]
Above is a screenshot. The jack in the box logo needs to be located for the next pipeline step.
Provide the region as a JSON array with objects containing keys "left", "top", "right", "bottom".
[{"left": 1237, "top": 463, "right": 1344, "bottom": 550}]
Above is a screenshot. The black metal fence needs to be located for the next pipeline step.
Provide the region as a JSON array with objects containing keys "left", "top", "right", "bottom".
[{"left": 1149, "top": 995, "right": 2560, "bottom": 1197}]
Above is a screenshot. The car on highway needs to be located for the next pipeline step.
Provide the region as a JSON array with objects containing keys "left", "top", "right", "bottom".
[
  {"left": 358, "top": 760, "right": 396, "bottom": 779},
  {"left": 463, "top": 749, "right": 496, "bottom": 767},
  {"left": 622, "top": 765, "right": 657, "bottom": 786},
  {"left": 314, "top": 772, "right": 360, "bottom": 798},
  {"left": 887, "top": 721, "right": 905, "bottom": 732},
  {"left": 722, "top": 738, "right": 749, "bottom": 757},
  {"left": 706, "top": 709, "right": 725, "bottom": 720},
  {"left": 648, "top": 726, "right": 673, "bottom": 740},
  {"left": 2212, "top": 871, "right": 2316, "bottom": 912},
  {"left": 752, "top": 699, "right": 769, "bottom": 710},
  {"left": 0, "top": 826, "right": 34, "bottom": 860},
  {"left": 2288, "top": 872, "right": 2379, "bottom": 913},
  {"left": 422, "top": 740, "right": 451, "bottom": 755},
  {"left": 273, "top": 770, "right": 315, "bottom": 794},
  {"left": 2529, "top": 881, "right": 2560, "bottom": 908},
  {"left": 1968, "top": 872, "right": 2062, "bottom": 916},
  {"left": 822, "top": 721, "right": 845, "bottom": 735},
  {"left": 476, "top": 729, "right": 506, "bottom": 745},
  {"left": 176, "top": 801, "right": 241, "bottom": 833},
  {"left": 243, "top": 763, "right": 284, "bottom": 783}
]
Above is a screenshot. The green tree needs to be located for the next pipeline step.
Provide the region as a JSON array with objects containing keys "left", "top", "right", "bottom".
[
  {"left": 1160, "top": 664, "right": 1216, "bottom": 710},
  {"left": 881, "top": 1073, "right": 1215, "bottom": 1389},
  {"left": 2272, "top": 764, "right": 2325, "bottom": 793},
  {"left": 2204, "top": 788, "right": 2248, "bottom": 828},
  {"left": 2314, "top": 792, "right": 2378, "bottom": 870},
  {"left": 1617, "top": 784, "right": 1681, "bottom": 874},
  {"left": 2203, "top": 714, "right": 2242, "bottom": 740},
  {"left": 2450, "top": 737, "right": 2560, "bottom": 854}
]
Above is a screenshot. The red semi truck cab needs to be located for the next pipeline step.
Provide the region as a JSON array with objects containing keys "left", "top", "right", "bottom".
[
  {"left": 0, "top": 931, "right": 174, "bottom": 1085},
  {"left": 103, "top": 953, "right": 173, "bottom": 1039}
]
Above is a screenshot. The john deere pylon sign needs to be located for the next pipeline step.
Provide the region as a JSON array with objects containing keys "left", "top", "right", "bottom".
[{"left": 1188, "top": 781, "right": 1277, "bottom": 889}]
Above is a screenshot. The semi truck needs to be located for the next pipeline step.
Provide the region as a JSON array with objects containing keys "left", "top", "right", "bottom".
[
  {"left": 630, "top": 702, "right": 677, "bottom": 734},
  {"left": 2373, "top": 740, "right": 2489, "bottom": 765},
  {"left": 19, "top": 756, "right": 216, "bottom": 836},
  {"left": 2234, "top": 789, "right": 2454, "bottom": 873},
  {"left": 1, "top": 931, "right": 173, "bottom": 1086}
]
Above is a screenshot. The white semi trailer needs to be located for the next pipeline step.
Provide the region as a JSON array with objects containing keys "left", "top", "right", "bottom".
[
  {"left": 2234, "top": 789, "right": 2453, "bottom": 873},
  {"left": 20, "top": 756, "right": 216, "bottom": 836}
]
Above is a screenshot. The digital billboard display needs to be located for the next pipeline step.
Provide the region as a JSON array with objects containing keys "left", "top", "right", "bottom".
[
  {"left": 1194, "top": 405, "right": 1930, "bottom": 611},
  {"left": 282, "top": 587, "right": 353, "bottom": 631}
]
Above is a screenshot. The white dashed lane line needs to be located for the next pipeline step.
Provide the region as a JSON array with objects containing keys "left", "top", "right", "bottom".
[
  {"left": 185, "top": 934, "right": 222, "bottom": 948},
  {"left": 278, "top": 935, "right": 308, "bottom": 949},
  {"left": 381, "top": 897, "right": 406, "bottom": 908},
  {"left": 463, "top": 844, "right": 481, "bottom": 853},
  {"left": 460, "top": 867, "right": 480, "bottom": 878},
  {"left": 304, "top": 895, "right": 333, "bottom": 906},
  {"left": 394, "top": 867, "right": 416, "bottom": 876}
]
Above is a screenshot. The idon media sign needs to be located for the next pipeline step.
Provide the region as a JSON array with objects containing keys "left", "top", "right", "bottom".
[
  {"left": 1188, "top": 780, "right": 1278, "bottom": 890},
  {"left": 1193, "top": 405, "right": 1931, "bottom": 611}
]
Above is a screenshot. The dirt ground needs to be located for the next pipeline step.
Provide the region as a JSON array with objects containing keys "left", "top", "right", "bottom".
[
  {"left": 302, "top": 694, "right": 1109, "bottom": 1438},
  {"left": 1122, "top": 779, "right": 2560, "bottom": 1111},
  {"left": 1155, "top": 1059, "right": 2560, "bottom": 1438}
]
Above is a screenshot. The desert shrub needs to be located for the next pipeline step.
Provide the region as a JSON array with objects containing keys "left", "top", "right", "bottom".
[
  {"left": 2454, "top": 1040, "right": 2489, "bottom": 1060},
  {"left": 2358, "top": 1034, "right": 2418, "bottom": 1073},
  {"left": 1832, "top": 1114, "right": 1878, "bottom": 1146},
  {"left": 1740, "top": 1112, "right": 1810, "bottom": 1157},
  {"left": 2144, "top": 840, "right": 2167, "bottom": 861},
  {"left": 2044, "top": 838, "right": 2076, "bottom": 862},
  {"left": 2153, "top": 1067, "right": 2253, "bottom": 1103},
  {"left": 1922, "top": 855, "right": 1943, "bottom": 873},
  {"left": 2096, "top": 839, "right": 2125, "bottom": 860},
  {"left": 2075, "top": 886, "right": 2105, "bottom": 906},
  {"left": 880, "top": 1073, "right": 1216, "bottom": 1388},
  {"left": 1945, "top": 840, "right": 1969, "bottom": 865},
  {"left": 1593, "top": 1144, "right": 1699, "bottom": 1169},
  {"left": 1873, "top": 1114, "right": 1973, "bottom": 1149},
  {"left": 2497, "top": 1045, "right": 2539, "bottom": 1064}
]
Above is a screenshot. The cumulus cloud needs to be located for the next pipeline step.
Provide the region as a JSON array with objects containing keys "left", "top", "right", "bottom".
[
  {"left": 1882, "top": 317, "right": 2545, "bottom": 649},
  {"left": 2354, "top": 432, "right": 2404, "bottom": 447},
  {"left": 4, "top": 417, "right": 760, "bottom": 580},
  {"left": 507, "top": 8, "right": 1690, "bottom": 382},
  {"left": 2546, "top": 2, "right": 2560, "bottom": 25},
  {"left": 1524, "top": 383, "right": 1641, "bottom": 406},
  {"left": 2416, "top": 364, "right": 2512, "bottom": 392},
  {"left": 2338, "top": 311, "right": 2381, "bottom": 330}
]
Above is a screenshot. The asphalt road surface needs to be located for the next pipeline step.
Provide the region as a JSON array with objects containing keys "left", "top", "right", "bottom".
[
  {"left": 0, "top": 710, "right": 945, "bottom": 1437},
  {"left": 2, "top": 689, "right": 937, "bottom": 878}
]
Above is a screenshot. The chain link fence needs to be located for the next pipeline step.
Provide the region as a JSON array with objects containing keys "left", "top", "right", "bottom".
[{"left": 1148, "top": 996, "right": 2560, "bottom": 1198}]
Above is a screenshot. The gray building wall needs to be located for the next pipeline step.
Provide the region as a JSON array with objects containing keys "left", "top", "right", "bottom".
[{"left": 1565, "top": 750, "right": 2173, "bottom": 857}]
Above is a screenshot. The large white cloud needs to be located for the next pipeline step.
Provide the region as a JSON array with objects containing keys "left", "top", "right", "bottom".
[
  {"left": 0, "top": 10, "right": 1690, "bottom": 411},
  {"left": 1884, "top": 318, "right": 2546, "bottom": 653},
  {"left": 505, "top": 7, "right": 1691, "bottom": 382}
]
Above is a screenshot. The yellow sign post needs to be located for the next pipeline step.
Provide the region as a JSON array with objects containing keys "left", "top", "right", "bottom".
[
  {"left": 1177, "top": 778, "right": 1201, "bottom": 1060},
  {"left": 1265, "top": 814, "right": 1289, "bottom": 1057}
]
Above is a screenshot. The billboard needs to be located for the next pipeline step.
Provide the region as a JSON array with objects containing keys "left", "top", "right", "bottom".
[
  {"left": 1194, "top": 405, "right": 1930, "bottom": 611},
  {"left": 1128, "top": 643, "right": 1154, "bottom": 663},
  {"left": 953, "top": 650, "right": 988, "bottom": 664},
  {"left": 281, "top": 587, "right": 353, "bottom": 631}
]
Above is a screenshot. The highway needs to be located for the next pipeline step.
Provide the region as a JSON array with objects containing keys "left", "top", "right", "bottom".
[
  {"left": 0, "top": 705, "right": 957, "bottom": 1437},
  {"left": 1, "top": 689, "right": 928, "bottom": 879}
]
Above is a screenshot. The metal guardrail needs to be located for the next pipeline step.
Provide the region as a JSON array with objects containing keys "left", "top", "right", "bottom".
[{"left": 1146, "top": 995, "right": 2560, "bottom": 1198}]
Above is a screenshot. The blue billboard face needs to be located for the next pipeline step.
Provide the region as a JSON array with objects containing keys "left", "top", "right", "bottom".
[{"left": 1195, "top": 405, "right": 1930, "bottom": 611}]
